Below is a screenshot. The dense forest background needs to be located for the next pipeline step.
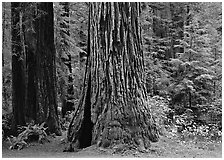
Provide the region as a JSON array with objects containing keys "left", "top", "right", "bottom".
[{"left": 2, "top": 2, "right": 222, "bottom": 156}]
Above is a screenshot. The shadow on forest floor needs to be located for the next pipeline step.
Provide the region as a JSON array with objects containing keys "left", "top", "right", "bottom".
[{"left": 2, "top": 131, "right": 222, "bottom": 158}]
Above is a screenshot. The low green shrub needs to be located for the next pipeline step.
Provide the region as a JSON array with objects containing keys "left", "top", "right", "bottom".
[
  {"left": 180, "top": 124, "right": 222, "bottom": 142},
  {"left": 148, "top": 96, "right": 173, "bottom": 135},
  {"left": 7, "top": 122, "right": 49, "bottom": 150},
  {"left": 174, "top": 111, "right": 222, "bottom": 142}
]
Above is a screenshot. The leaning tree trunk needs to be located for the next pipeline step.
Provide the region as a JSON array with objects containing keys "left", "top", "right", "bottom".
[
  {"left": 67, "top": 2, "right": 159, "bottom": 151},
  {"left": 11, "top": 2, "right": 26, "bottom": 132},
  {"left": 34, "top": 2, "right": 61, "bottom": 135}
]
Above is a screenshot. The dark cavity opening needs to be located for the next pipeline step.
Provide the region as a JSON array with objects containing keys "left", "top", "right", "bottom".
[
  {"left": 78, "top": 73, "right": 93, "bottom": 149},
  {"left": 79, "top": 118, "right": 93, "bottom": 148}
]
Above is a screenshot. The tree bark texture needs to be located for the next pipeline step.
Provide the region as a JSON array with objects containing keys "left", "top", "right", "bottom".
[
  {"left": 20, "top": 3, "right": 38, "bottom": 123},
  {"left": 67, "top": 2, "right": 159, "bottom": 150},
  {"left": 11, "top": 2, "right": 26, "bottom": 131},
  {"left": 26, "top": 36, "right": 37, "bottom": 122},
  {"left": 34, "top": 2, "right": 61, "bottom": 135},
  {"left": 11, "top": 3, "right": 26, "bottom": 130}
]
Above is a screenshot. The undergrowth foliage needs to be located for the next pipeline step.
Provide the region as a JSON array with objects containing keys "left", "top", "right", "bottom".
[
  {"left": 149, "top": 95, "right": 222, "bottom": 143},
  {"left": 7, "top": 122, "right": 49, "bottom": 150},
  {"left": 148, "top": 96, "right": 173, "bottom": 135},
  {"left": 173, "top": 103, "right": 222, "bottom": 143}
]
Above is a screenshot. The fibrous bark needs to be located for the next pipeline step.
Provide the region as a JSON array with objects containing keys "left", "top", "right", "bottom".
[
  {"left": 11, "top": 2, "right": 26, "bottom": 132},
  {"left": 34, "top": 2, "right": 61, "bottom": 135},
  {"left": 67, "top": 2, "right": 159, "bottom": 151}
]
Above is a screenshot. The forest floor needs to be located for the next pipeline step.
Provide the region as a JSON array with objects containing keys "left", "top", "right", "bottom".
[{"left": 2, "top": 131, "right": 222, "bottom": 158}]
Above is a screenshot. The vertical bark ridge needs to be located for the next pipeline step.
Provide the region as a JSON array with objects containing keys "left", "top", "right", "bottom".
[
  {"left": 35, "top": 3, "right": 61, "bottom": 135},
  {"left": 11, "top": 2, "right": 26, "bottom": 132}
]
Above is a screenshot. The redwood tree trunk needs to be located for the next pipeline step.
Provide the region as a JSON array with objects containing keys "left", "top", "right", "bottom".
[
  {"left": 34, "top": 2, "right": 61, "bottom": 135},
  {"left": 22, "top": 3, "right": 38, "bottom": 123},
  {"left": 67, "top": 2, "right": 158, "bottom": 151},
  {"left": 11, "top": 2, "right": 26, "bottom": 132},
  {"left": 26, "top": 39, "right": 37, "bottom": 122}
]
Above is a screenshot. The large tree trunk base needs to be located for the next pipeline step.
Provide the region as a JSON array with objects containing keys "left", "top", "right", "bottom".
[
  {"left": 93, "top": 115, "right": 158, "bottom": 150},
  {"left": 65, "top": 101, "right": 159, "bottom": 151}
]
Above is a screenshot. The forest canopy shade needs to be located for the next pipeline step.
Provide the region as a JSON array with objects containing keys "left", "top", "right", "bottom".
[{"left": 67, "top": 2, "right": 159, "bottom": 151}]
